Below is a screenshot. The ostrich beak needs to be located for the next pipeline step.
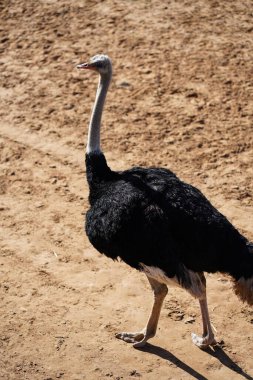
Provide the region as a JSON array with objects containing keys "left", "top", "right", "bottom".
[{"left": 76, "top": 62, "right": 96, "bottom": 70}]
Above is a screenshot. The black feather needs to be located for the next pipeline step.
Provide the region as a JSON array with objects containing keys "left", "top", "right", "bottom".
[{"left": 85, "top": 152, "right": 253, "bottom": 284}]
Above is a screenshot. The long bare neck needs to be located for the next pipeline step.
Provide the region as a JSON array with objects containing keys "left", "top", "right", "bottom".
[{"left": 86, "top": 71, "right": 112, "bottom": 154}]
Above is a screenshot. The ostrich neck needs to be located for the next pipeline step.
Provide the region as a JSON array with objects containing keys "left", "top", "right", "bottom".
[{"left": 87, "top": 72, "right": 111, "bottom": 154}]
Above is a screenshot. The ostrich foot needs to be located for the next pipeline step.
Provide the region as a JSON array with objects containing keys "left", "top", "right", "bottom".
[
  {"left": 191, "top": 332, "right": 217, "bottom": 349},
  {"left": 115, "top": 329, "right": 154, "bottom": 348}
]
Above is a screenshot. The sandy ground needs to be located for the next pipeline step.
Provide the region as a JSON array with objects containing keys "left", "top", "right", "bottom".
[{"left": 1, "top": 0, "right": 253, "bottom": 379}]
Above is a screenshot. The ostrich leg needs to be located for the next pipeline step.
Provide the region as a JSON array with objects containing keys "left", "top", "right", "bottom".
[
  {"left": 116, "top": 276, "right": 168, "bottom": 348},
  {"left": 191, "top": 272, "right": 217, "bottom": 348}
]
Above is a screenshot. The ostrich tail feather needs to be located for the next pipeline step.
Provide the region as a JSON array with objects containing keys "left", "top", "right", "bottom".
[
  {"left": 233, "top": 276, "right": 253, "bottom": 305},
  {"left": 233, "top": 241, "right": 253, "bottom": 305}
]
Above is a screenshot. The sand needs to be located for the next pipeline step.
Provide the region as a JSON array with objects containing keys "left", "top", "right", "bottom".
[{"left": 0, "top": 0, "right": 253, "bottom": 379}]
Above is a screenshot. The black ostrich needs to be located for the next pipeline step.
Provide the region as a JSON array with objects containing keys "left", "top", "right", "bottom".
[{"left": 77, "top": 54, "right": 253, "bottom": 349}]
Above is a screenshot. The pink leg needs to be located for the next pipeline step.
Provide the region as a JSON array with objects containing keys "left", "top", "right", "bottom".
[
  {"left": 191, "top": 273, "right": 217, "bottom": 348},
  {"left": 116, "top": 276, "right": 168, "bottom": 348}
]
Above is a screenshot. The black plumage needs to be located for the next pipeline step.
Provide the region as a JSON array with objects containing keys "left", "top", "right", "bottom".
[{"left": 86, "top": 152, "right": 252, "bottom": 286}]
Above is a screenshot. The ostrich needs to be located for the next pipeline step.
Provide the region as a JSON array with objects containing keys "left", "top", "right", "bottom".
[{"left": 77, "top": 54, "right": 253, "bottom": 349}]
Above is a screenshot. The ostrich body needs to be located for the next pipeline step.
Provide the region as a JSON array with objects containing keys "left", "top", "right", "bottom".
[{"left": 77, "top": 55, "right": 253, "bottom": 349}]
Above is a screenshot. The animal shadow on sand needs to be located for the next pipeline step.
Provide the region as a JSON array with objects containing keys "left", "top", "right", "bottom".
[{"left": 140, "top": 343, "right": 253, "bottom": 380}]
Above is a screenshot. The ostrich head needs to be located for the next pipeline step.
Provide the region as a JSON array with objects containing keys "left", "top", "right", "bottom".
[{"left": 77, "top": 54, "right": 112, "bottom": 76}]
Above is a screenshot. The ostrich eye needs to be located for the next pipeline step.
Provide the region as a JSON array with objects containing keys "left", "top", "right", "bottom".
[{"left": 95, "top": 61, "right": 103, "bottom": 68}]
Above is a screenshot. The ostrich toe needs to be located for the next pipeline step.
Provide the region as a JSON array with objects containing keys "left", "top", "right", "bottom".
[
  {"left": 191, "top": 332, "right": 217, "bottom": 349},
  {"left": 115, "top": 329, "right": 154, "bottom": 348}
]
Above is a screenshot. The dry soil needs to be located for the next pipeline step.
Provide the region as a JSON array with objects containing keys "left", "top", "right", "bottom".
[{"left": 0, "top": 1, "right": 253, "bottom": 379}]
